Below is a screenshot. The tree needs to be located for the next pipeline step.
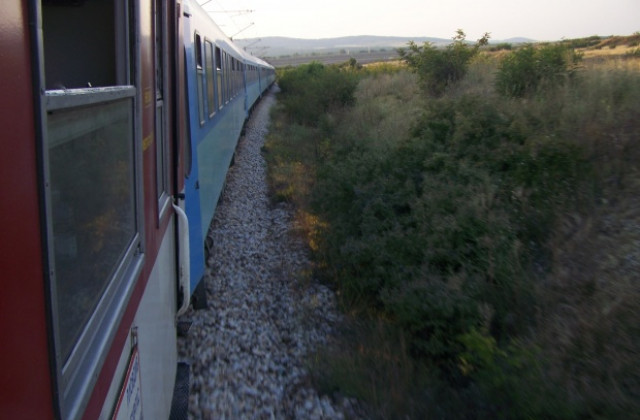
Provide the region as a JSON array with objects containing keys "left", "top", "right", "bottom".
[
  {"left": 495, "top": 43, "right": 582, "bottom": 97},
  {"left": 399, "top": 29, "right": 490, "bottom": 96}
]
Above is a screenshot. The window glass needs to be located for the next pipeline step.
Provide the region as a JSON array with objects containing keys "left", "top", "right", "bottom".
[
  {"left": 227, "top": 54, "right": 231, "bottom": 100},
  {"left": 155, "top": 1, "right": 163, "bottom": 99},
  {"left": 43, "top": 0, "right": 116, "bottom": 89},
  {"left": 155, "top": 0, "right": 168, "bottom": 203},
  {"left": 48, "top": 97, "right": 136, "bottom": 362},
  {"left": 232, "top": 58, "right": 237, "bottom": 96},
  {"left": 195, "top": 33, "right": 204, "bottom": 124},
  {"left": 155, "top": 104, "right": 168, "bottom": 200},
  {"left": 205, "top": 40, "right": 215, "bottom": 117},
  {"left": 183, "top": 53, "right": 192, "bottom": 177}
]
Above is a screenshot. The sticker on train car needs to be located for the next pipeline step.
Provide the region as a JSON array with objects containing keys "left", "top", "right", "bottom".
[{"left": 112, "top": 347, "right": 143, "bottom": 420}]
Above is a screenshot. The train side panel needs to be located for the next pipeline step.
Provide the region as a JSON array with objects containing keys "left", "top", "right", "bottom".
[
  {"left": 0, "top": 2, "right": 55, "bottom": 418},
  {"left": 196, "top": 98, "right": 246, "bottom": 240}
]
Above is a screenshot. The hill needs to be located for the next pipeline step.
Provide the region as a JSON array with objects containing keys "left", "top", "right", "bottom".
[
  {"left": 236, "top": 35, "right": 456, "bottom": 58},
  {"left": 236, "top": 35, "right": 537, "bottom": 66}
]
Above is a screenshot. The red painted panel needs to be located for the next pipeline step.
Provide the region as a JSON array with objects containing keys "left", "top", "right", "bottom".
[{"left": 0, "top": 2, "right": 55, "bottom": 419}]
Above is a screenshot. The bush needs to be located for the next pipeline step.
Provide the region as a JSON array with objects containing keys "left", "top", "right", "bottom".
[
  {"left": 268, "top": 53, "right": 640, "bottom": 418},
  {"left": 496, "top": 43, "right": 582, "bottom": 97},
  {"left": 277, "top": 62, "right": 359, "bottom": 126},
  {"left": 490, "top": 42, "right": 513, "bottom": 52},
  {"left": 399, "top": 29, "right": 490, "bottom": 96}
]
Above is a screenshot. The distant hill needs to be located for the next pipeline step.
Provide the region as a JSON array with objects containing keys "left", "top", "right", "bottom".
[
  {"left": 236, "top": 35, "right": 536, "bottom": 59},
  {"left": 235, "top": 35, "right": 452, "bottom": 58},
  {"left": 501, "top": 37, "right": 537, "bottom": 44}
]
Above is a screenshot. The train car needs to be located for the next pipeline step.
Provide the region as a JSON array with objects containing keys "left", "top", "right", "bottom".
[
  {"left": 181, "top": 1, "right": 274, "bottom": 302},
  {"left": 246, "top": 54, "right": 276, "bottom": 114},
  {"left": 0, "top": 0, "right": 273, "bottom": 419}
]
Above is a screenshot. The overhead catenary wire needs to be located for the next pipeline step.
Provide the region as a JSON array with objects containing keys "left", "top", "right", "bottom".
[{"left": 197, "top": 0, "right": 255, "bottom": 39}]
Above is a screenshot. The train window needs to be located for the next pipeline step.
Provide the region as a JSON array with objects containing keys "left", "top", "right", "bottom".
[
  {"left": 194, "top": 33, "right": 203, "bottom": 68},
  {"left": 194, "top": 33, "right": 205, "bottom": 125},
  {"left": 230, "top": 58, "right": 234, "bottom": 97},
  {"left": 205, "top": 40, "right": 215, "bottom": 118},
  {"left": 183, "top": 51, "right": 193, "bottom": 178},
  {"left": 233, "top": 58, "right": 237, "bottom": 97},
  {"left": 231, "top": 58, "right": 235, "bottom": 97},
  {"left": 220, "top": 51, "right": 226, "bottom": 103},
  {"left": 234, "top": 59, "right": 239, "bottom": 96},
  {"left": 42, "top": 0, "right": 118, "bottom": 89},
  {"left": 222, "top": 51, "right": 228, "bottom": 103},
  {"left": 225, "top": 52, "right": 230, "bottom": 103},
  {"left": 236, "top": 60, "right": 241, "bottom": 96},
  {"left": 41, "top": 1, "right": 142, "bottom": 418},
  {"left": 229, "top": 57, "right": 236, "bottom": 99},
  {"left": 156, "top": 0, "right": 169, "bottom": 211},
  {"left": 215, "top": 46, "right": 223, "bottom": 109},
  {"left": 236, "top": 61, "right": 240, "bottom": 95}
]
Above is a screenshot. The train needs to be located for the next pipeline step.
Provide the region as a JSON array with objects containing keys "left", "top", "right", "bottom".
[{"left": 0, "top": 1, "right": 274, "bottom": 419}]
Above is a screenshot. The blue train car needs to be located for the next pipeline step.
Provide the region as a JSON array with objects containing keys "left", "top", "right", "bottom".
[
  {"left": 246, "top": 55, "right": 276, "bottom": 111},
  {"left": 183, "top": 1, "right": 274, "bottom": 300}
]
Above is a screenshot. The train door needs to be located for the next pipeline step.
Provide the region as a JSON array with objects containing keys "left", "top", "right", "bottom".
[
  {"left": 182, "top": 9, "right": 208, "bottom": 307},
  {"left": 170, "top": 0, "right": 191, "bottom": 315}
]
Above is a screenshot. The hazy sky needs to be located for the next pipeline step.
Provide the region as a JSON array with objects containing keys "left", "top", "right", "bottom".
[{"left": 198, "top": 0, "right": 638, "bottom": 42}]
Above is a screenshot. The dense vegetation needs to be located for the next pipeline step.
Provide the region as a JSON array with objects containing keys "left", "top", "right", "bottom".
[{"left": 265, "top": 34, "right": 640, "bottom": 419}]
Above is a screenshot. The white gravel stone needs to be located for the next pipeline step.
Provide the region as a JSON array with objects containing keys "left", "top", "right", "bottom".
[{"left": 177, "top": 86, "right": 365, "bottom": 419}]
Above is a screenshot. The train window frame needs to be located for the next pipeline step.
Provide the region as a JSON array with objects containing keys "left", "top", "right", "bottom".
[
  {"left": 38, "top": 1, "right": 144, "bottom": 419},
  {"left": 194, "top": 32, "right": 205, "bottom": 126},
  {"left": 204, "top": 39, "right": 216, "bottom": 118}
]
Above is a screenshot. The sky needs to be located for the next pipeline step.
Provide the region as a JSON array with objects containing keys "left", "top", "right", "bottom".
[{"left": 198, "top": 0, "right": 639, "bottom": 42}]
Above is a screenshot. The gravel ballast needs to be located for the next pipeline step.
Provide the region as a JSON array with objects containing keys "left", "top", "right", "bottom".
[{"left": 177, "top": 87, "right": 362, "bottom": 419}]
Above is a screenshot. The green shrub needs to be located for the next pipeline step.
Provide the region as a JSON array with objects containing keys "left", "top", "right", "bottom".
[
  {"left": 457, "top": 330, "right": 579, "bottom": 418},
  {"left": 490, "top": 42, "right": 513, "bottom": 52},
  {"left": 399, "top": 29, "right": 490, "bottom": 96},
  {"left": 277, "top": 62, "right": 359, "bottom": 126},
  {"left": 496, "top": 43, "right": 582, "bottom": 97}
]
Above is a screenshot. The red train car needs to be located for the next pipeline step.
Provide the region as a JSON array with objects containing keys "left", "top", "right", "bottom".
[{"left": 1, "top": 0, "right": 190, "bottom": 418}]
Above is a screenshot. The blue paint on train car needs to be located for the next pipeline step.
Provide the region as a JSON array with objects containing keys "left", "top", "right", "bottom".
[
  {"left": 246, "top": 80, "right": 262, "bottom": 110},
  {"left": 196, "top": 97, "right": 245, "bottom": 241},
  {"left": 183, "top": 19, "right": 206, "bottom": 291},
  {"left": 182, "top": 1, "right": 275, "bottom": 295}
]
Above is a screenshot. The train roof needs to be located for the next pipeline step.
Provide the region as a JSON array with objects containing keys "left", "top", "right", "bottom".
[{"left": 187, "top": 0, "right": 273, "bottom": 69}]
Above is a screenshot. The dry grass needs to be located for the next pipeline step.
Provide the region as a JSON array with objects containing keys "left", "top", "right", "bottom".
[
  {"left": 533, "top": 56, "right": 640, "bottom": 416},
  {"left": 540, "top": 177, "right": 640, "bottom": 415},
  {"left": 580, "top": 44, "right": 639, "bottom": 58},
  {"left": 310, "top": 316, "right": 430, "bottom": 419}
]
